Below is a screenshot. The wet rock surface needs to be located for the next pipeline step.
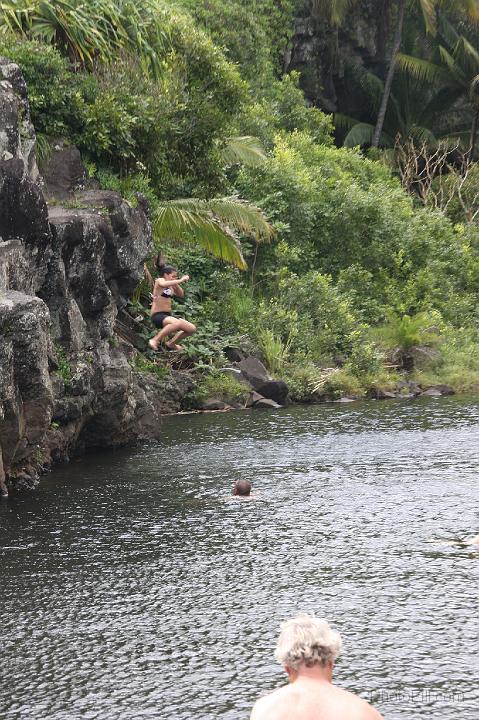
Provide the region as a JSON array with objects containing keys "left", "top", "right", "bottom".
[{"left": 0, "top": 61, "right": 178, "bottom": 491}]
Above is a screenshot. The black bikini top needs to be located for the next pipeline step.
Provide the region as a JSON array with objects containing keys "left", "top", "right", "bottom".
[{"left": 152, "top": 286, "right": 174, "bottom": 300}]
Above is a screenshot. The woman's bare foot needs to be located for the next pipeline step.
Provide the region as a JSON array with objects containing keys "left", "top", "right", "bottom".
[
  {"left": 148, "top": 339, "right": 159, "bottom": 351},
  {"left": 165, "top": 342, "right": 185, "bottom": 351}
]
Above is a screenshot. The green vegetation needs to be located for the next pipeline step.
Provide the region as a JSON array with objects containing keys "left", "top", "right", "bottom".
[
  {"left": 188, "top": 371, "right": 247, "bottom": 407},
  {"left": 53, "top": 343, "right": 73, "bottom": 387},
  {"left": 5, "top": 0, "right": 479, "bottom": 398},
  {"left": 132, "top": 354, "right": 170, "bottom": 380}
]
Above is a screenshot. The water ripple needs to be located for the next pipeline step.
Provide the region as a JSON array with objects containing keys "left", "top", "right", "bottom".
[{"left": 1, "top": 397, "right": 479, "bottom": 719}]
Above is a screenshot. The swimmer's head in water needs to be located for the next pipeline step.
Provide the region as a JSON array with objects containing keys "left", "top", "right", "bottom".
[{"left": 233, "top": 479, "right": 252, "bottom": 496}]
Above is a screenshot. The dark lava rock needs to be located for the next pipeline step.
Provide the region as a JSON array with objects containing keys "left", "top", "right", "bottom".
[
  {"left": 421, "top": 387, "right": 442, "bottom": 397},
  {"left": 256, "top": 379, "right": 289, "bottom": 405},
  {"left": 367, "top": 388, "right": 397, "bottom": 400},
  {"left": 246, "top": 391, "right": 264, "bottom": 408},
  {"left": 237, "top": 356, "right": 271, "bottom": 390},
  {"left": 42, "top": 141, "right": 87, "bottom": 200},
  {"left": 224, "top": 346, "right": 247, "bottom": 363}
]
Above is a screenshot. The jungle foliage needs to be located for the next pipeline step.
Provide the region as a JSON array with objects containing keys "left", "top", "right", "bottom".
[{"left": 4, "top": 0, "right": 479, "bottom": 397}]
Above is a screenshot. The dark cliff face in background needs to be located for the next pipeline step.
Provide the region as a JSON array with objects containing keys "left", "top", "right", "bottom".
[
  {"left": 0, "top": 59, "right": 173, "bottom": 494},
  {"left": 287, "top": 0, "right": 390, "bottom": 113}
]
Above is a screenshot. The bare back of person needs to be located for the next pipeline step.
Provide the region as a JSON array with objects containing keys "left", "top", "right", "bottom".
[{"left": 251, "top": 678, "right": 382, "bottom": 720}]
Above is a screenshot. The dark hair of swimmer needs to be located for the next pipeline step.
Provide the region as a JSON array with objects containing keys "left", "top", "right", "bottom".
[
  {"left": 154, "top": 253, "right": 177, "bottom": 277},
  {"left": 233, "top": 479, "right": 252, "bottom": 496}
]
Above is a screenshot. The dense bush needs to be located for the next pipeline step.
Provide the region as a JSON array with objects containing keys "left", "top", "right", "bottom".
[
  {"left": 239, "top": 73, "right": 335, "bottom": 148},
  {"left": 177, "top": 0, "right": 295, "bottom": 82},
  {"left": 0, "top": 9, "right": 246, "bottom": 195},
  {"left": 0, "top": 37, "right": 84, "bottom": 137},
  {"left": 237, "top": 131, "right": 479, "bottom": 324}
]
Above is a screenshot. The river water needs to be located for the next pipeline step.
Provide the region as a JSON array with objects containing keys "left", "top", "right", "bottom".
[{"left": 1, "top": 397, "right": 479, "bottom": 720}]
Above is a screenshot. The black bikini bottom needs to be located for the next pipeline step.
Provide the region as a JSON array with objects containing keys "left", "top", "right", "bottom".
[{"left": 151, "top": 311, "right": 172, "bottom": 328}]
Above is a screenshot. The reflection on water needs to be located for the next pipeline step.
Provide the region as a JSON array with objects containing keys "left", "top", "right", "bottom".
[{"left": 1, "top": 396, "right": 479, "bottom": 719}]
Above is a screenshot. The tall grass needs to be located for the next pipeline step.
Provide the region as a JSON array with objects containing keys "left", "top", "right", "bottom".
[{"left": 258, "top": 328, "right": 295, "bottom": 375}]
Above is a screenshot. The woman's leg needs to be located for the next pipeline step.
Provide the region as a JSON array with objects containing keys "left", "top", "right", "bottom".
[
  {"left": 149, "top": 317, "right": 181, "bottom": 349},
  {"left": 165, "top": 320, "right": 197, "bottom": 350}
]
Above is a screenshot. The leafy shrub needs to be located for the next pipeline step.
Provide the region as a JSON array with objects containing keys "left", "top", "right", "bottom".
[
  {"left": 177, "top": 0, "right": 295, "bottom": 82},
  {"left": 54, "top": 342, "right": 72, "bottom": 387},
  {"left": 277, "top": 270, "right": 360, "bottom": 359},
  {"left": 370, "top": 312, "right": 443, "bottom": 352},
  {"left": 258, "top": 328, "right": 295, "bottom": 375},
  {"left": 346, "top": 341, "right": 384, "bottom": 377},
  {"left": 132, "top": 354, "right": 170, "bottom": 380},
  {"left": 190, "top": 371, "right": 247, "bottom": 403},
  {"left": 282, "top": 360, "right": 327, "bottom": 402},
  {"left": 413, "top": 329, "right": 479, "bottom": 392},
  {"left": 0, "top": 37, "right": 84, "bottom": 136},
  {"left": 240, "top": 74, "right": 334, "bottom": 147},
  {"left": 321, "top": 369, "right": 364, "bottom": 399},
  {"left": 96, "top": 169, "right": 158, "bottom": 210}
]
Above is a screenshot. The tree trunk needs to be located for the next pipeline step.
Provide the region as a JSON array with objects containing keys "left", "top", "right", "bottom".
[
  {"left": 376, "top": 0, "right": 390, "bottom": 63},
  {"left": 468, "top": 107, "right": 479, "bottom": 162},
  {"left": 371, "top": 0, "right": 406, "bottom": 148}
]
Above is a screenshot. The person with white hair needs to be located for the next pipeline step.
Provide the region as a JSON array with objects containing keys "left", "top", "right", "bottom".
[{"left": 250, "top": 614, "right": 383, "bottom": 720}]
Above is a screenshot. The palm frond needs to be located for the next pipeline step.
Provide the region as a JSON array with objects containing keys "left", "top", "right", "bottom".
[
  {"left": 419, "top": 0, "right": 438, "bottom": 35},
  {"left": 358, "top": 70, "right": 384, "bottom": 112},
  {"left": 421, "top": 86, "right": 464, "bottom": 126},
  {"left": 0, "top": 0, "right": 169, "bottom": 73},
  {"left": 344, "top": 122, "right": 392, "bottom": 148},
  {"left": 436, "top": 12, "right": 460, "bottom": 49},
  {"left": 344, "top": 123, "right": 374, "bottom": 147},
  {"left": 221, "top": 136, "right": 267, "bottom": 167},
  {"left": 409, "top": 125, "right": 438, "bottom": 144},
  {"left": 454, "top": 36, "right": 479, "bottom": 77},
  {"left": 456, "top": 0, "right": 479, "bottom": 22},
  {"left": 154, "top": 205, "right": 247, "bottom": 269},
  {"left": 471, "top": 73, "right": 479, "bottom": 101},
  {"left": 152, "top": 197, "right": 274, "bottom": 270},
  {"left": 397, "top": 53, "right": 449, "bottom": 84},
  {"left": 201, "top": 197, "right": 275, "bottom": 241},
  {"left": 439, "top": 45, "right": 468, "bottom": 86},
  {"left": 334, "top": 113, "right": 358, "bottom": 130}
]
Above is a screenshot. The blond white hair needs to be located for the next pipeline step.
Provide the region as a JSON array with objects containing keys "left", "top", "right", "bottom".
[{"left": 274, "top": 614, "right": 342, "bottom": 670}]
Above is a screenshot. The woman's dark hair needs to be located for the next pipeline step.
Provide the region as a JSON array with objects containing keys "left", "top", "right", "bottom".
[{"left": 154, "top": 252, "right": 176, "bottom": 277}]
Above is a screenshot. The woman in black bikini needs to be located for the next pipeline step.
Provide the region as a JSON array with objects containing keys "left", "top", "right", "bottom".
[{"left": 146, "top": 258, "right": 196, "bottom": 352}]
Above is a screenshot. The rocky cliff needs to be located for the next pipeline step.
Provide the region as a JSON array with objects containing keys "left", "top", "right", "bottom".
[
  {"left": 0, "top": 59, "right": 183, "bottom": 495},
  {"left": 287, "top": 1, "right": 391, "bottom": 112}
]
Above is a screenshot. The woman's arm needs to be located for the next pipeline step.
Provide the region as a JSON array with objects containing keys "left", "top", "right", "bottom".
[
  {"left": 144, "top": 264, "right": 154, "bottom": 289},
  {"left": 157, "top": 275, "right": 190, "bottom": 297}
]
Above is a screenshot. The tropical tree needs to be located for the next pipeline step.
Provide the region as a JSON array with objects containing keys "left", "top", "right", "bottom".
[
  {"left": 0, "top": 0, "right": 169, "bottom": 74},
  {"left": 310, "top": 0, "right": 357, "bottom": 26},
  {"left": 371, "top": 0, "right": 479, "bottom": 147},
  {"left": 152, "top": 136, "right": 270, "bottom": 269},
  {"left": 398, "top": 25, "right": 479, "bottom": 159},
  {"left": 336, "top": 62, "right": 445, "bottom": 147}
]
